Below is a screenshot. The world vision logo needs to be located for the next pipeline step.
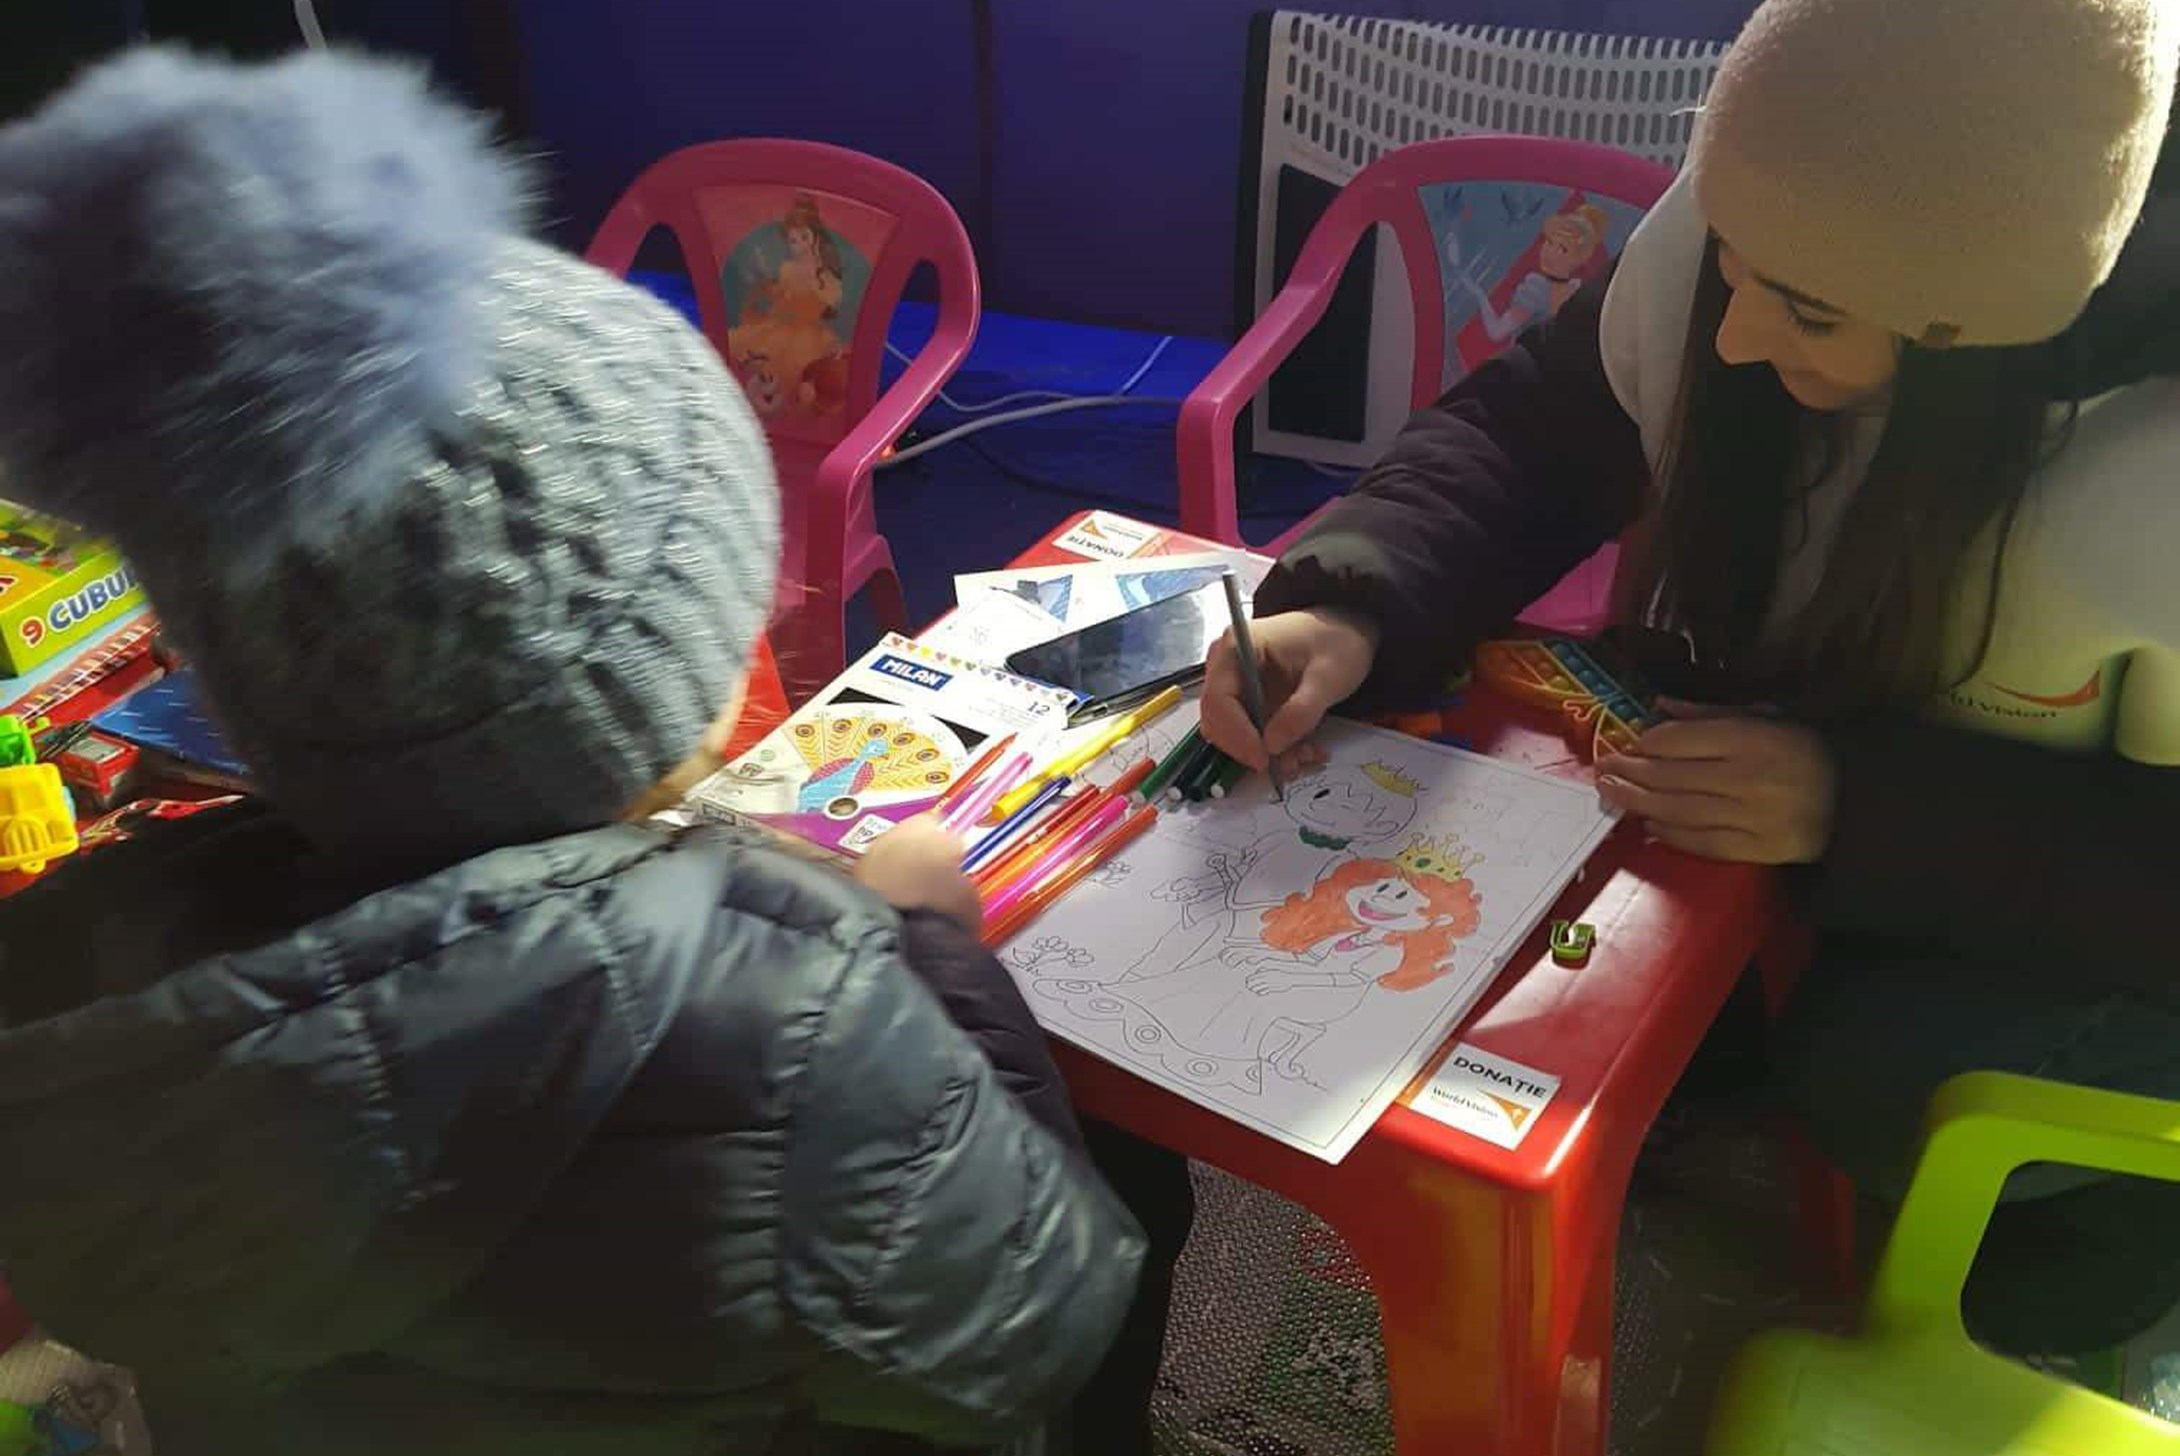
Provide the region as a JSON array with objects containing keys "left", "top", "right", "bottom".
[
  {"left": 1993, "top": 671, "right": 2103, "bottom": 710},
  {"left": 1484, "top": 1093, "right": 1534, "bottom": 1131},
  {"left": 1432, "top": 1087, "right": 1522, "bottom": 1129},
  {"left": 1951, "top": 669, "right": 2102, "bottom": 722}
]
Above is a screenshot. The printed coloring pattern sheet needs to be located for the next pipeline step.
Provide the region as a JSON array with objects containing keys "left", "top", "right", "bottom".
[
  {"left": 1003, "top": 718, "right": 1616, "bottom": 1161},
  {"left": 954, "top": 550, "right": 1270, "bottom": 633}
]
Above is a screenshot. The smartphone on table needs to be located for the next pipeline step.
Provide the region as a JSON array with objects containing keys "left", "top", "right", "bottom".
[{"left": 1004, "top": 579, "right": 1230, "bottom": 725}]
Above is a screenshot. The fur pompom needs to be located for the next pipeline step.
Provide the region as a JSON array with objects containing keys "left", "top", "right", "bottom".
[{"left": 0, "top": 47, "right": 527, "bottom": 542}]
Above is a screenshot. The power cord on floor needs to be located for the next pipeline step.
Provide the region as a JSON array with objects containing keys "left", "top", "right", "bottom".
[
  {"left": 875, "top": 334, "right": 1179, "bottom": 468},
  {"left": 294, "top": 0, "right": 328, "bottom": 48},
  {"left": 881, "top": 393, "right": 1186, "bottom": 467},
  {"left": 876, "top": 331, "right": 1353, "bottom": 522},
  {"left": 891, "top": 334, "right": 1175, "bottom": 414}
]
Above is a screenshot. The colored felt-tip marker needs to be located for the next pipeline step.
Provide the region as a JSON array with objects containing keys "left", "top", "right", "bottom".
[
  {"left": 940, "top": 749, "right": 1032, "bottom": 833},
  {"left": 962, "top": 775, "right": 1069, "bottom": 872},
  {"left": 1137, "top": 728, "right": 1202, "bottom": 802},
  {"left": 1103, "top": 758, "right": 1157, "bottom": 803},
  {"left": 976, "top": 786, "right": 1103, "bottom": 895},
  {"left": 934, "top": 732, "right": 1014, "bottom": 816},
  {"left": 1176, "top": 746, "right": 1232, "bottom": 803},
  {"left": 985, "top": 803, "right": 1159, "bottom": 947},
  {"left": 974, "top": 758, "right": 1154, "bottom": 892},
  {"left": 992, "top": 685, "right": 1184, "bottom": 820},
  {"left": 1159, "top": 739, "right": 1218, "bottom": 803},
  {"left": 984, "top": 796, "right": 1129, "bottom": 923}
]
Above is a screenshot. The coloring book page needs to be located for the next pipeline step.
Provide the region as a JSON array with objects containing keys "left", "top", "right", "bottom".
[
  {"left": 1002, "top": 718, "right": 1616, "bottom": 1162},
  {"left": 687, "top": 635, "right": 1071, "bottom": 858},
  {"left": 917, "top": 589, "right": 1066, "bottom": 666}
]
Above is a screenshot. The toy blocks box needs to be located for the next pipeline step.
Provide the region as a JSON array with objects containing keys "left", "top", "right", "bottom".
[{"left": 0, "top": 503, "right": 144, "bottom": 676}]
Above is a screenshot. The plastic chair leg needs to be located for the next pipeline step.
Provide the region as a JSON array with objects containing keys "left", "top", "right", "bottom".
[
  {"left": 1786, "top": 1127, "right": 1861, "bottom": 1302},
  {"left": 865, "top": 554, "right": 910, "bottom": 637},
  {"left": 773, "top": 602, "right": 848, "bottom": 707}
]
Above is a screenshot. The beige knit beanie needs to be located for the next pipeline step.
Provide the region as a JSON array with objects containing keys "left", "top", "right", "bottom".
[{"left": 1691, "top": 0, "right": 2178, "bottom": 347}]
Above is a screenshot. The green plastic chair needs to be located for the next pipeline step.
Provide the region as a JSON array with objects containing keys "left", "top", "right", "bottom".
[
  {"left": 1709, "top": 1071, "right": 2180, "bottom": 1455},
  {"left": 0, "top": 1401, "right": 36, "bottom": 1456}
]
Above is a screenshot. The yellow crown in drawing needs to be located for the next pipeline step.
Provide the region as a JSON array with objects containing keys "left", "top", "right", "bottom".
[
  {"left": 1360, "top": 761, "right": 1421, "bottom": 797},
  {"left": 1393, "top": 834, "right": 1482, "bottom": 882}
]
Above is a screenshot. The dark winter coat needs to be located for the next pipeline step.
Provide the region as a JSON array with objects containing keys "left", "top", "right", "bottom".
[{"left": 0, "top": 801, "right": 1144, "bottom": 1455}]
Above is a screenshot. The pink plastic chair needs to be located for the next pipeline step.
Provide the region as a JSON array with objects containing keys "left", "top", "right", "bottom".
[
  {"left": 1179, "top": 136, "right": 1673, "bottom": 635},
  {"left": 586, "top": 140, "right": 980, "bottom": 700}
]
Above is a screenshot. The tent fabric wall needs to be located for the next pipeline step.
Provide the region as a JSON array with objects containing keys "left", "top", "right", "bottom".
[
  {"left": 513, "top": 3, "right": 986, "bottom": 286},
  {"left": 988, "top": 0, "right": 1753, "bottom": 334},
  {"left": 14, "top": 5, "right": 1757, "bottom": 334},
  {"left": 519, "top": 3, "right": 1761, "bottom": 336}
]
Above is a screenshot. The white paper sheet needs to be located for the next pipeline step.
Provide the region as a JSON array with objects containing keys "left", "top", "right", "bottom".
[
  {"left": 917, "top": 589, "right": 1067, "bottom": 665},
  {"left": 954, "top": 550, "right": 1271, "bottom": 632},
  {"left": 1410, "top": 1043, "right": 1563, "bottom": 1150},
  {"left": 1000, "top": 718, "right": 1616, "bottom": 1163}
]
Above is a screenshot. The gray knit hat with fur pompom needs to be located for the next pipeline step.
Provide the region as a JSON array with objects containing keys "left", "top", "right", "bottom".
[{"left": 0, "top": 48, "right": 778, "bottom": 857}]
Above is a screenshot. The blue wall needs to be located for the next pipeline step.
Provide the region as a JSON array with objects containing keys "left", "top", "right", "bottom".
[{"left": 507, "top": 1, "right": 1756, "bottom": 337}]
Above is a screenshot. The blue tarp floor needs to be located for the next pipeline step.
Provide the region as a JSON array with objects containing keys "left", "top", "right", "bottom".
[{"left": 630, "top": 274, "right": 1348, "bottom": 643}]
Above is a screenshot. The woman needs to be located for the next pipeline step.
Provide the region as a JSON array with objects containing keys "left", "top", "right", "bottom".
[{"left": 1203, "top": 0, "right": 2180, "bottom": 1359}]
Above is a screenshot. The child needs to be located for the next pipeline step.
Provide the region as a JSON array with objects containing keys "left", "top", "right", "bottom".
[
  {"left": 1205, "top": 0, "right": 2180, "bottom": 1360},
  {"left": 0, "top": 50, "right": 1145, "bottom": 1455}
]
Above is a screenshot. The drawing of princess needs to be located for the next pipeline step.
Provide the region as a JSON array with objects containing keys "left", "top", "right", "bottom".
[
  {"left": 773, "top": 195, "right": 836, "bottom": 299},
  {"left": 1065, "top": 836, "right": 1482, "bottom": 1091},
  {"left": 725, "top": 194, "right": 852, "bottom": 419},
  {"left": 1128, "top": 758, "right": 1421, "bottom": 984},
  {"left": 1461, "top": 201, "right": 1609, "bottom": 343}
]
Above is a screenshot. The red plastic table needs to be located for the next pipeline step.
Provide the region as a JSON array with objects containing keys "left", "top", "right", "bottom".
[{"left": 1001, "top": 512, "right": 1778, "bottom": 1456}]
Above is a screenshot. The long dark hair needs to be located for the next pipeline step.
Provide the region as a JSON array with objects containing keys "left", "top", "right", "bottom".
[{"left": 1619, "top": 237, "right": 2055, "bottom": 716}]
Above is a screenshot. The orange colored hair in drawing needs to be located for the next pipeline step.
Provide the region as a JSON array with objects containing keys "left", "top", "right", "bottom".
[{"left": 1259, "top": 857, "right": 1482, "bottom": 992}]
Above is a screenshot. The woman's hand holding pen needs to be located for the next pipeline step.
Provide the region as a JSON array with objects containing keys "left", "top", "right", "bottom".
[{"left": 1201, "top": 608, "right": 1380, "bottom": 769}]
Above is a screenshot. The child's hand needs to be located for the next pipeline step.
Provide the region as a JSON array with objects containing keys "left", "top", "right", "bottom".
[
  {"left": 854, "top": 816, "right": 982, "bottom": 931},
  {"left": 1201, "top": 608, "right": 1380, "bottom": 768}
]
